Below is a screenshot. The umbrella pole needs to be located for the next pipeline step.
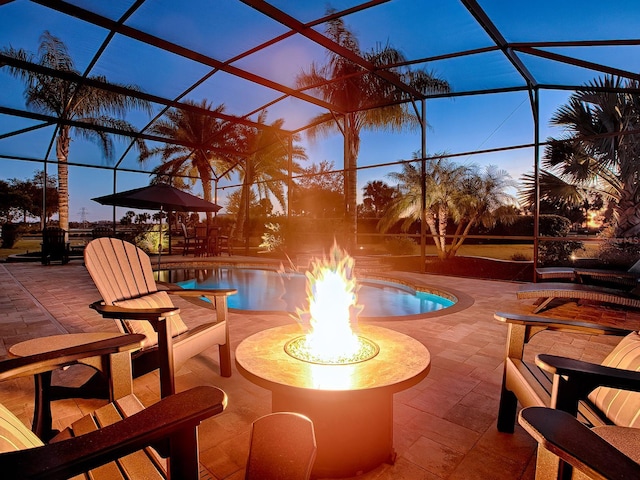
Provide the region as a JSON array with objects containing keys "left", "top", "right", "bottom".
[{"left": 158, "top": 206, "right": 163, "bottom": 271}]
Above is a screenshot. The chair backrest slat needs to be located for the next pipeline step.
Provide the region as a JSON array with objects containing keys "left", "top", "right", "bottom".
[
  {"left": 246, "top": 412, "right": 316, "bottom": 480},
  {"left": 85, "top": 238, "right": 157, "bottom": 304}
]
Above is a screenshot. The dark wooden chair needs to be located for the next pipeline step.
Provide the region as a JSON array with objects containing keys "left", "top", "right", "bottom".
[
  {"left": 217, "top": 232, "right": 232, "bottom": 256},
  {"left": 84, "top": 237, "right": 236, "bottom": 398},
  {"left": 0, "top": 334, "right": 227, "bottom": 479},
  {"left": 41, "top": 226, "right": 70, "bottom": 265},
  {"left": 495, "top": 311, "right": 640, "bottom": 434},
  {"left": 8, "top": 332, "right": 147, "bottom": 441},
  {"left": 246, "top": 412, "right": 317, "bottom": 480},
  {"left": 92, "top": 226, "right": 115, "bottom": 239},
  {"left": 497, "top": 311, "right": 640, "bottom": 478},
  {"left": 204, "top": 226, "right": 231, "bottom": 256},
  {"left": 180, "top": 223, "right": 198, "bottom": 256},
  {"left": 194, "top": 223, "right": 208, "bottom": 256},
  {"left": 519, "top": 407, "right": 640, "bottom": 479}
]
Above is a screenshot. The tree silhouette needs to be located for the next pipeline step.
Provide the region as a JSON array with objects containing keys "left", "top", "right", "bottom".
[
  {"left": 296, "top": 11, "right": 450, "bottom": 250},
  {"left": 2, "top": 31, "right": 150, "bottom": 235}
]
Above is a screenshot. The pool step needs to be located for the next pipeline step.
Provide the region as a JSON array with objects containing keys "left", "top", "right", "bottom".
[
  {"left": 353, "top": 256, "right": 390, "bottom": 274},
  {"left": 295, "top": 254, "right": 390, "bottom": 275}
]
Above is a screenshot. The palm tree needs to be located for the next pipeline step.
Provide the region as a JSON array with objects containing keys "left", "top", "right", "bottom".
[
  {"left": 379, "top": 154, "right": 516, "bottom": 259},
  {"left": 362, "top": 180, "right": 397, "bottom": 218},
  {"left": 143, "top": 99, "right": 235, "bottom": 225},
  {"left": 231, "top": 110, "right": 307, "bottom": 240},
  {"left": 520, "top": 75, "right": 640, "bottom": 238},
  {"left": 296, "top": 12, "right": 450, "bottom": 251},
  {"left": 2, "top": 31, "right": 151, "bottom": 234}
]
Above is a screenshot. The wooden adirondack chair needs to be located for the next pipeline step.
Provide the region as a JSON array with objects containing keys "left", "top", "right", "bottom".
[
  {"left": 84, "top": 237, "right": 236, "bottom": 398},
  {"left": 41, "top": 226, "right": 70, "bottom": 265},
  {"left": 246, "top": 412, "right": 317, "bottom": 480},
  {"left": 495, "top": 311, "right": 640, "bottom": 434},
  {"left": 519, "top": 407, "right": 640, "bottom": 480},
  {"left": 497, "top": 311, "right": 640, "bottom": 478},
  {"left": 0, "top": 334, "right": 227, "bottom": 479}
]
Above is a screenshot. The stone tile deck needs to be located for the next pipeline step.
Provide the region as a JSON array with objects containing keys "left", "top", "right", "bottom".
[{"left": 1, "top": 256, "right": 637, "bottom": 479}]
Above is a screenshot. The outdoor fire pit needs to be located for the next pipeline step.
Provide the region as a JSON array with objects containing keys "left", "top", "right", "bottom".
[
  {"left": 235, "top": 323, "right": 430, "bottom": 478},
  {"left": 236, "top": 244, "right": 430, "bottom": 477}
]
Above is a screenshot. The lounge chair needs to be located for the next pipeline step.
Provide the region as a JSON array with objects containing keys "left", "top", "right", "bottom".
[
  {"left": 495, "top": 311, "right": 640, "bottom": 434},
  {"left": 84, "top": 237, "right": 236, "bottom": 398},
  {"left": 536, "top": 259, "right": 640, "bottom": 287},
  {"left": 92, "top": 225, "right": 115, "bottom": 239},
  {"left": 519, "top": 407, "right": 640, "bottom": 479},
  {"left": 246, "top": 412, "right": 317, "bottom": 480},
  {"left": 517, "top": 281, "right": 640, "bottom": 313},
  {"left": 0, "top": 334, "right": 227, "bottom": 479},
  {"left": 41, "top": 226, "right": 70, "bottom": 265}
]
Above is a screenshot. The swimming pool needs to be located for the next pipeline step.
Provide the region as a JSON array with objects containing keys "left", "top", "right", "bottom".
[{"left": 157, "top": 266, "right": 456, "bottom": 318}]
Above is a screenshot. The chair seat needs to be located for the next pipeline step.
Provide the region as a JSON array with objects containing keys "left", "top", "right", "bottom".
[
  {"left": 54, "top": 394, "right": 165, "bottom": 479},
  {"left": 592, "top": 424, "right": 640, "bottom": 464}
]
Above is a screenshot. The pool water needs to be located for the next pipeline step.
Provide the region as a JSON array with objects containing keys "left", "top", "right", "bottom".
[{"left": 159, "top": 267, "right": 455, "bottom": 318}]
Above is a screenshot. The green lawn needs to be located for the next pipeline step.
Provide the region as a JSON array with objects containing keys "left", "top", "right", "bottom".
[
  {"left": 1, "top": 238, "right": 600, "bottom": 263},
  {"left": 0, "top": 238, "right": 42, "bottom": 260}
]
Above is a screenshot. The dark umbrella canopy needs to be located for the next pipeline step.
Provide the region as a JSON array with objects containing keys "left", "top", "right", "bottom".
[{"left": 92, "top": 184, "right": 221, "bottom": 212}]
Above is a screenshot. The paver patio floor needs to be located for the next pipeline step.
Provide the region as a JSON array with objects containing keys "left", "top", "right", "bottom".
[{"left": 2, "top": 256, "right": 638, "bottom": 479}]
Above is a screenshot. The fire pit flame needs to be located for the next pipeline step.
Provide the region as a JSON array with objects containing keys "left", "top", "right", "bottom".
[
  {"left": 285, "top": 335, "right": 379, "bottom": 365},
  {"left": 288, "top": 242, "right": 379, "bottom": 364}
]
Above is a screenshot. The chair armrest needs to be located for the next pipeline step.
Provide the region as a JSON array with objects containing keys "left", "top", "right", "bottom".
[
  {"left": 163, "top": 286, "right": 237, "bottom": 298},
  {"left": 537, "top": 354, "right": 640, "bottom": 393},
  {"left": 0, "top": 385, "right": 227, "bottom": 479},
  {"left": 519, "top": 407, "right": 640, "bottom": 480},
  {"left": 0, "top": 334, "right": 146, "bottom": 381},
  {"left": 90, "top": 300, "right": 180, "bottom": 320},
  {"left": 494, "top": 311, "right": 631, "bottom": 336}
]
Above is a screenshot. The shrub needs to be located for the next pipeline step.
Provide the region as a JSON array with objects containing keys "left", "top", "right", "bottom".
[
  {"left": 596, "top": 233, "right": 640, "bottom": 268},
  {"left": 1, "top": 223, "right": 21, "bottom": 248},
  {"left": 538, "top": 215, "right": 583, "bottom": 265},
  {"left": 259, "top": 222, "right": 286, "bottom": 253},
  {"left": 510, "top": 252, "right": 531, "bottom": 261},
  {"left": 134, "top": 224, "right": 169, "bottom": 254},
  {"left": 385, "top": 236, "right": 417, "bottom": 255}
]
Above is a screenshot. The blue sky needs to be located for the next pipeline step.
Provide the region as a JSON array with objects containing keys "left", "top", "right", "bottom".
[{"left": 1, "top": 1, "right": 638, "bottom": 222}]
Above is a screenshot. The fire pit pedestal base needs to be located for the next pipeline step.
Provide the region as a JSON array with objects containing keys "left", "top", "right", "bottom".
[{"left": 236, "top": 324, "right": 430, "bottom": 478}]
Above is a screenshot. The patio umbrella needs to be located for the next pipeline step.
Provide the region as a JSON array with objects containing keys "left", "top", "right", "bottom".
[
  {"left": 92, "top": 183, "right": 222, "bottom": 213},
  {"left": 92, "top": 184, "right": 222, "bottom": 266}
]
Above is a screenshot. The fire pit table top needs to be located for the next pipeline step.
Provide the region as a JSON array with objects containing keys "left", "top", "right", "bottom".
[{"left": 235, "top": 323, "right": 430, "bottom": 393}]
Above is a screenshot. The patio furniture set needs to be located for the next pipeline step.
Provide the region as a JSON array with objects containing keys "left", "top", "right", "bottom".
[
  {"left": 0, "top": 237, "right": 316, "bottom": 479},
  {"left": 3, "top": 237, "right": 640, "bottom": 478},
  {"left": 181, "top": 222, "right": 232, "bottom": 257}
]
